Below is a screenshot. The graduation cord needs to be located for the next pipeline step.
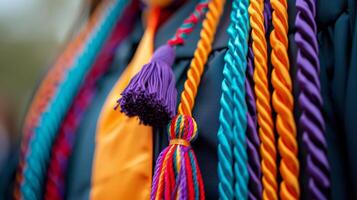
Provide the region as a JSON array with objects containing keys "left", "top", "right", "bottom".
[
  {"left": 249, "top": 0, "right": 278, "bottom": 199},
  {"left": 270, "top": 0, "right": 300, "bottom": 199},
  {"left": 13, "top": 2, "right": 106, "bottom": 199},
  {"left": 177, "top": 0, "right": 225, "bottom": 116},
  {"left": 18, "top": 0, "right": 129, "bottom": 199},
  {"left": 44, "top": 2, "right": 139, "bottom": 199},
  {"left": 295, "top": 0, "right": 330, "bottom": 199},
  {"left": 151, "top": 0, "right": 225, "bottom": 199},
  {"left": 245, "top": 1, "right": 272, "bottom": 200},
  {"left": 218, "top": 0, "right": 250, "bottom": 199},
  {"left": 217, "top": 1, "right": 238, "bottom": 199}
]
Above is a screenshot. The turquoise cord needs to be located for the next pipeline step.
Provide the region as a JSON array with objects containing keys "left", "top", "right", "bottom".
[
  {"left": 217, "top": 1, "right": 238, "bottom": 199},
  {"left": 218, "top": 0, "right": 250, "bottom": 199},
  {"left": 20, "top": 1, "right": 129, "bottom": 199}
]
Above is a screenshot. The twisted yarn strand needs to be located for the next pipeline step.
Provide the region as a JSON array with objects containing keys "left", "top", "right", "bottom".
[
  {"left": 227, "top": 0, "right": 251, "bottom": 199},
  {"left": 249, "top": 0, "right": 277, "bottom": 199},
  {"left": 178, "top": 0, "right": 225, "bottom": 116},
  {"left": 217, "top": 1, "right": 238, "bottom": 199},
  {"left": 295, "top": 0, "right": 330, "bottom": 199},
  {"left": 270, "top": 0, "right": 300, "bottom": 199},
  {"left": 168, "top": 0, "right": 209, "bottom": 46}
]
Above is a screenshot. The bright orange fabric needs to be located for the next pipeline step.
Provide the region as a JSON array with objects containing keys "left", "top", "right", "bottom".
[{"left": 90, "top": 8, "right": 160, "bottom": 200}]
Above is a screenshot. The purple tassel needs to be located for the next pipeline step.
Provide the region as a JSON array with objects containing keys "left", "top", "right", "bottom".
[{"left": 118, "top": 44, "right": 177, "bottom": 127}]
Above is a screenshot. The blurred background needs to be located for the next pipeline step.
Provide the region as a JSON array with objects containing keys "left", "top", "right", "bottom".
[{"left": 0, "top": 0, "right": 86, "bottom": 171}]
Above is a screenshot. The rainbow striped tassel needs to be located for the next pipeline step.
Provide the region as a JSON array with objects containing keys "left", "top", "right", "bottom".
[{"left": 151, "top": 114, "right": 205, "bottom": 200}]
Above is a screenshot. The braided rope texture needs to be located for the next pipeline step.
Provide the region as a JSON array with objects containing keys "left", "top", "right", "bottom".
[
  {"left": 270, "top": 0, "right": 300, "bottom": 199},
  {"left": 20, "top": 1, "right": 129, "bottom": 199},
  {"left": 295, "top": 0, "right": 330, "bottom": 199},
  {"left": 246, "top": 43, "right": 262, "bottom": 200},
  {"left": 178, "top": 0, "right": 225, "bottom": 116},
  {"left": 217, "top": 1, "right": 238, "bottom": 199},
  {"left": 229, "top": 0, "right": 251, "bottom": 199},
  {"left": 13, "top": 2, "right": 107, "bottom": 199},
  {"left": 167, "top": 0, "right": 209, "bottom": 46},
  {"left": 249, "top": 0, "right": 278, "bottom": 199},
  {"left": 44, "top": 2, "right": 138, "bottom": 199}
]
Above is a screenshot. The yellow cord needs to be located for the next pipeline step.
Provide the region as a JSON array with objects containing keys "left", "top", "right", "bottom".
[{"left": 178, "top": 0, "right": 225, "bottom": 116}]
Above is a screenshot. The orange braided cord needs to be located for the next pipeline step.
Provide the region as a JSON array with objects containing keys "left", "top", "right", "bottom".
[
  {"left": 248, "top": 1, "right": 278, "bottom": 200},
  {"left": 178, "top": 0, "right": 225, "bottom": 116},
  {"left": 270, "top": 0, "right": 300, "bottom": 199}
]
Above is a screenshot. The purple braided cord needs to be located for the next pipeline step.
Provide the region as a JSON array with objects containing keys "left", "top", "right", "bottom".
[
  {"left": 245, "top": 1, "right": 271, "bottom": 199},
  {"left": 295, "top": 0, "right": 330, "bottom": 199},
  {"left": 245, "top": 45, "right": 262, "bottom": 200}
]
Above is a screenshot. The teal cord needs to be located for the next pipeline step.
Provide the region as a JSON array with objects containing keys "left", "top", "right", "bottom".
[
  {"left": 217, "top": 1, "right": 238, "bottom": 199},
  {"left": 232, "top": 0, "right": 250, "bottom": 199},
  {"left": 20, "top": 1, "right": 129, "bottom": 199},
  {"left": 218, "top": 0, "right": 250, "bottom": 199}
]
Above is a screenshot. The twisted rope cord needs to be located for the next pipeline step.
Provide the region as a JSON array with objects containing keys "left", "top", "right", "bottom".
[
  {"left": 295, "top": 0, "right": 330, "bottom": 199},
  {"left": 245, "top": 2, "right": 271, "bottom": 200},
  {"left": 14, "top": 2, "right": 107, "bottom": 198},
  {"left": 270, "top": 0, "right": 299, "bottom": 199},
  {"left": 167, "top": 0, "right": 209, "bottom": 46},
  {"left": 44, "top": 2, "right": 138, "bottom": 199},
  {"left": 177, "top": 0, "right": 225, "bottom": 116},
  {"left": 217, "top": 0, "right": 238, "bottom": 198},
  {"left": 246, "top": 43, "right": 262, "bottom": 200},
  {"left": 228, "top": 0, "right": 250, "bottom": 199},
  {"left": 249, "top": 0, "right": 278, "bottom": 199},
  {"left": 20, "top": 1, "right": 128, "bottom": 199}
]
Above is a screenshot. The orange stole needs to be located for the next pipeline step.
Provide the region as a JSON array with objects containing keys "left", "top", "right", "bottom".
[{"left": 90, "top": 8, "right": 160, "bottom": 200}]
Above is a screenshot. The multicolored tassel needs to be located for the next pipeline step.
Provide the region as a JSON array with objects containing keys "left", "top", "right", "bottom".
[
  {"left": 118, "top": 0, "right": 208, "bottom": 127},
  {"left": 151, "top": 115, "right": 205, "bottom": 200},
  {"left": 295, "top": 0, "right": 330, "bottom": 199}
]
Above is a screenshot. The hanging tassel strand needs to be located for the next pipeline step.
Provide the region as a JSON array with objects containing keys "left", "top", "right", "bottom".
[
  {"left": 295, "top": 0, "right": 331, "bottom": 199},
  {"left": 118, "top": 0, "right": 209, "bottom": 127},
  {"left": 270, "top": 0, "right": 300, "bottom": 199}
]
